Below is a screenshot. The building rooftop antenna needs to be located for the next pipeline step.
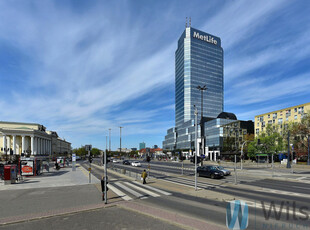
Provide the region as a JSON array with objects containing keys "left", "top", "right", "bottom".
[
  {"left": 186, "top": 17, "right": 188, "bottom": 28},
  {"left": 189, "top": 17, "right": 191, "bottom": 27}
]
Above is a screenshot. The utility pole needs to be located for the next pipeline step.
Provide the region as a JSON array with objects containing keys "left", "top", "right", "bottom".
[
  {"left": 104, "top": 144, "right": 108, "bottom": 204},
  {"left": 194, "top": 105, "right": 198, "bottom": 191},
  {"left": 234, "top": 154, "right": 237, "bottom": 184},
  {"left": 287, "top": 131, "right": 291, "bottom": 168},
  {"left": 307, "top": 134, "right": 310, "bottom": 165},
  {"left": 109, "top": 129, "right": 111, "bottom": 152},
  {"left": 196, "top": 85, "right": 207, "bottom": 165},
  {"left": 120, "top": 126, "right": 123, "bottom": 158}
]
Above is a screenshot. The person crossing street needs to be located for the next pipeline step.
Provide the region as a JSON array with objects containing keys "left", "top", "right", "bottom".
[{"left": 141, "top": 170, "right": 147, "bottom": 184}]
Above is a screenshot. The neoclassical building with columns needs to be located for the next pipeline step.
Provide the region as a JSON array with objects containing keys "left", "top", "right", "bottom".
[{"left": 0, "top": 121, "right": 71, "bottom": 157}]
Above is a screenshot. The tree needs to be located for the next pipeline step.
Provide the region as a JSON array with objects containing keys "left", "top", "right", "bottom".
[
  {"left": 291, "top": 112, "right": 310, "bottom": 160},
  {"left": 247, "top": 124, "right": 285, "bottom": 159},
  {"left": 91, "top": 148, "right": 101, "bottom": 156}
]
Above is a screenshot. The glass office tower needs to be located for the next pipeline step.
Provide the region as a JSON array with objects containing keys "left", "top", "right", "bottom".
[
  {"left": 175, "top": 26, "right": 223, "bottom": 128},
  {"left": 163, "top": 25, "right": 224, "bottom": 152}
]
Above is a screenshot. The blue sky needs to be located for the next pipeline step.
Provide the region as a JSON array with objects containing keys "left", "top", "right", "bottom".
[{"left": 0, "top": 0, "right": 310, "bottom": 150}]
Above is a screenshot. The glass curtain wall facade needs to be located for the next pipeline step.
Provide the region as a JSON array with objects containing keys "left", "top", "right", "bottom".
[
  {"left": 175, "top": 27, "right": 223, "bottom": 129},
  {"left": 163, "top": 26, "right": 224, "bottom": 152}
]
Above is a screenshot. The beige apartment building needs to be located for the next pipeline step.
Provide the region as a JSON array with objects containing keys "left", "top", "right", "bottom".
[
  {"left": 254, "top": 102, "right": 310, "bottom": 137},
  {"left": 0, "top": 121, "right": 71, "bottom": 158}
]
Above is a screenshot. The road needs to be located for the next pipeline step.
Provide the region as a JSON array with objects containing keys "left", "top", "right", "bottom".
[{"left": 83, "top": 161, "right": 310, "bottom": 229}]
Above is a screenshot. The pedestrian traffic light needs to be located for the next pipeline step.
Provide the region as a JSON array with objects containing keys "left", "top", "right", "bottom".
[
  {"left": 89, "top": 155, "right": 93, "bottom": 163},
  {"left": 146, "top": 156, "right": 151, "bottom": 162},
  {"left": 196, "top": 157, "right": 201, "bottom": 164},
  {"left": 257, "top": 139, "right": 261, "bottom": 145},
  {"left": 103, "top": 154, "right": 111, "bottom": 164}
]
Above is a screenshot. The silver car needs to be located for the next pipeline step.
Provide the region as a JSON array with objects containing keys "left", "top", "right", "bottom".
[{"left": 216, "top": 166, "right": 231, "bottom": 176}]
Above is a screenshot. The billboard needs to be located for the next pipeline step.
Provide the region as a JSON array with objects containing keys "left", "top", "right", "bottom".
[{"left": 21, "top": 160, "right": 34, "bottom": 176}]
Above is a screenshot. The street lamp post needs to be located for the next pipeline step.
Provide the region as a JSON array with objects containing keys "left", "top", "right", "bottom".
[
  {"left": 307, "top": 135, "right": 310, "bottom": 165},
  {"left": 240, "top": 141, "right": 249, "bottom": 170},
  {"left": 109, "top": 129, "right": 111, "bottom": 153},
  {"left": 119, "top": 126, "right": 123, "bottom": 158},
  {"left": 196, "top": 85, "right": 207, "bottom": 164},
  {"left": 194, "top": 105, "right": 198, "bottom": 191},
  {"left": 287, "top": 130, "right": 291, "bottom": 168}
]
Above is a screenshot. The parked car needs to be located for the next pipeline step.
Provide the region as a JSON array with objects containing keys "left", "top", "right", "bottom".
[
  {"left": 216, "top": 166, "right": 231, "bottom": 176},
  {"left": 112, "top": 159, "right": 120, "bottom": 163},
  {"left": 123, "top": 160, "right": 131, "bottom": 165},
  {"left": 197, "top": 165, "right": 224, "bottom": 179},
  {"left": 131, "top": 161, "right": 141, "bottom": 167}
]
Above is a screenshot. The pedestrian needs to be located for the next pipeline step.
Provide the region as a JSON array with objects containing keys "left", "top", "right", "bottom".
[
  {"left": 101, "top": 175, "right": 109, "bottom": 201},
  {"left": 141, "top": 169, "right": 147, "bottom": 184}
]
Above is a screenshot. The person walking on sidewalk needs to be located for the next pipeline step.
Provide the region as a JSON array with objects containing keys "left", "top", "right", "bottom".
[{"left": 141, "top": 170, "right": 147, "bottom": 184}]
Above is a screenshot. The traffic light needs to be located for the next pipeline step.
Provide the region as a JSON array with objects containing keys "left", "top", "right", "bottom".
[
  {"left": 146, "top": 156, "right": 151, "bottom": 162},
  {"left": 89, "top": 155, "right": 93, "bottom": 163},
  {"left": 179, "top": 153, "right": 186, "bottom": 161},
  {"left": 196, "top": 157, "right": 201, "bottom": 164},
  {"left": 257, "top": 139, "right": 261, "bottom": 145},
  {"left": 102, "top": 154, "right": 110, "bottom": 164}
]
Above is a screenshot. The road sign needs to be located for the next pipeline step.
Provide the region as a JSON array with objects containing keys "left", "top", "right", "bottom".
[
  {"left": 72, "top": 153, "right": 76, "bottom": 162},
  {"left": 85, "top": 145, "right": 92, "bottom": 151}
]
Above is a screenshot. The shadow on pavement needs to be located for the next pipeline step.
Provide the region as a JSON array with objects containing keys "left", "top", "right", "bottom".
[{"left": 40, "top": 171, "right": 69, "bottom": 177}]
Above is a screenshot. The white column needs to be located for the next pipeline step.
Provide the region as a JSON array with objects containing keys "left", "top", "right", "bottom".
[
  {"left": 22, "top": 135, "right": 25, "bottom": 154},
  {"left": 7, "top": 136, "right": 11, "bottom": 153},
  {"left": 45, "top": 139, "right": 47, "bottom": 155},
  {"left": 214, "top": 152, "right": 217, "bottom": 161},
  {"left": 39, "top": 138, "right": 42, "bottom": 155},
  {"left": 41, "top": 138, "right": 44, "bottom": 155},
  {"left": 2, "top": 135, "right": 6, "bottom": 152},
  {"left": 31, "top": 136, "right": 34, "bottom": 155},
  {"left": 33, "top": 137, "right": 37, "bottom": 155},
  {"left": 48, "top": 140, "right": 51, "bottom": 155},
  {"left": 43, "top": 139, "right": 46, "bottom": 155},
  {"left": 13, "top": 135, "right": 16, "bottom": 155}
]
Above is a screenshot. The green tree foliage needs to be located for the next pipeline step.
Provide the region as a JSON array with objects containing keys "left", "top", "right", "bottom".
[
  {"left": 291, "top": 112, "right": 310, "bottom": 154},
  {"left": 72, "top": 147, "right": 102, "bottom": 156},
  {"left": 72, "top": 147, "right": 87, "bottom": 156},
  {"left": 91, "top": 148, "right": 101, "bottom": 156},
  {"left": 247, "top": 124, "right": 285, "bottom": 158}
]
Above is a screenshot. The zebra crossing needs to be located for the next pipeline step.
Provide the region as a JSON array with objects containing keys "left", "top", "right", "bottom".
[
  {"left": 107, "top": 180, "right": 172, "bottom": 201},
  {"left": 159, "top": 176, "right": 222, "bottom": 189}
]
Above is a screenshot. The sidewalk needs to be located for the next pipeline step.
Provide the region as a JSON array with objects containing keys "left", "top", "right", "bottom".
[
  {"left": 0, "top": 164, "right": 203, "bottom": 230},
  {"left": 0, "top": 165, "right": 99, "bottom": 191}
]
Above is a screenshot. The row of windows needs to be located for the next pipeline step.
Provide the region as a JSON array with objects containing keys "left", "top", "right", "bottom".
[
  {"left": 256, "top": 106, "right": 305, "bottom": 122},
  {"left": 257, "top": 114, "right": 301, "bottom": 128}
]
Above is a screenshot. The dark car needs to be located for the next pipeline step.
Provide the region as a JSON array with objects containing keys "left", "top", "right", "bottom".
[
  {"left": 122, "top": 160, "right": 131, "bottom": 165},
  {"left": 197, "top": 165, "right": 224, "bottom": 179}
]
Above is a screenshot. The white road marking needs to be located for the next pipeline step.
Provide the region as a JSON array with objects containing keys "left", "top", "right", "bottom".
[
  {"left": 107, "top": 184, "right": 132, "bottom": 201},
  {"left": 115, "top": 182, "right": 147, "bottom": 199},
  {"left": 132, "top": 181, "right": 172, "bottom": 196},
  {"left": 238, "top": 200, "right": 309, "bottom": 218},
  {"left": 124, "top": 182, "right": 160, "bottom": 197}
]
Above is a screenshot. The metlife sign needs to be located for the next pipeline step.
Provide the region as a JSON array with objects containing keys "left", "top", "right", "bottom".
[{"left": 192, "top": 31, "right": 219, "bottom": 46}]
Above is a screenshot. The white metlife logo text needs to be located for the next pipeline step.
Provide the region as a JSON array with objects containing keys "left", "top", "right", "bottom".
[{"left": 193, "top": 31, "right": 217, "bottom": 45}]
